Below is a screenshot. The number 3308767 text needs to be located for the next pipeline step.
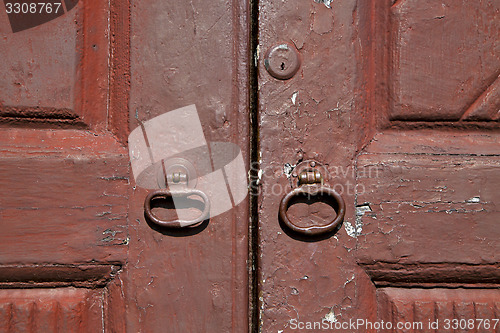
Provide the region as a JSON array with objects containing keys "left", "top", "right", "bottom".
[{"left": 5, "top": 2, "right": 63, "bottom": 14}]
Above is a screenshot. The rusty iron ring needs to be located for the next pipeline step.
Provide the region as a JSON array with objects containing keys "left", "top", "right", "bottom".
[
  {"left": 144, "top": 189, "right": 210, "bottom": 228},
  {"left": 279, "top": 185, "right": 345, "bottom": 237}
]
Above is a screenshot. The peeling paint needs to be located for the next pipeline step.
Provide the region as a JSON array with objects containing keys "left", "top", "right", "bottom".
[
  {"left": 257, "top": 169, "right": 263, "bottom": 185},
  {"left": 352, "top": 203, "right": 372, "bottom": 236},
  {"left": 356, "top": 203, "right": 372, "bottom": 217},
  {"left": 255, "top": 45, "right": 260, "bottom": 67},
  {"left": 314, "top": 0, "right": 333, "bottom": 9},
  {"left": 291, "top": 91, "right": 298, "bottom": 105},
  {"left": 467, "top": 196, "right": 480, "bottom": 203},
  {"left": 324, "top": 309, "right": 337, "bottom": 323},
  {"left": 344, "top": 221, "right": 362, "bottom": 238},
  {"left": 283, "top": 163, "right": 295, "bottom": 178}
]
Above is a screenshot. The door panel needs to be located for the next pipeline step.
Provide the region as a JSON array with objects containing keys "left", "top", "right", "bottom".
[
  {"left": 357, "top": 150, "right": 500, "bottom": 263},
  {"left": 125, "top": 0, "right": 251, "bottom": 331},
  {"left": 356, "top": 5, "right": 499, "bottom": 333},
  {"left": 0, "top": 1, "right": 128, "bottom": 330},
  {"left": 0, "top": 1, "right": 112, "bottom": 128},
  {"left": 388, "top": 0, "right": 499, "bottom": 122},
  {"left": 257, "top": 0, "right": 499, "bottom": 332},
  {"left": 257, "top": 0, "right": 363, "bottom": 331}
]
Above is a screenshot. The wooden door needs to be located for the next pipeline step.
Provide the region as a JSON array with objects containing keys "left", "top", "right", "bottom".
[
  {"left": 0, "top": 1, "right": 129, "bottom": 331},
  {"left": 1, "top": 0, "right": 499, "bottom": 332},
  {"left": 1, "top": 0, "right": 253, "bottom": 331},
  {"left": 125, "top": 0, "right": 251, "bottom": 331},
  {"left": 257, "top": 0, "right": 499, "bottom": 332},
  {"left": 1, "top": 0, "right": 251, "bottom": 331}
]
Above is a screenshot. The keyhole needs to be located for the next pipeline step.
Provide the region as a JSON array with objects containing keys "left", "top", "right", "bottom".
[{"left": 280, "top": 62, "right": 285, "bottom": 70}]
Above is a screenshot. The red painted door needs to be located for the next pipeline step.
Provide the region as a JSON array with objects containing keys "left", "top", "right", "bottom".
[
  {"left": 0, "top": 1, "right": 129, "bottom": 331},
  {"left": 1, "top": 0, "right": 251, "bottom": 332},
  {"left": 1, "top": 0, "right": 499, "bottom": 332},
  {"left": 256, "top": 0, "right": 500, "bottom": 332}
]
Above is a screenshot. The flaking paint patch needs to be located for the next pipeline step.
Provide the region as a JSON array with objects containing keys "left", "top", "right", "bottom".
[
  {"left": 467, "top": 196, "right": 480, "bottom": 203},
  {"left": 257, "top": 169, "right": 263, "bottom": 184},
  {"left": 314, "top": 0, "right": 333, "bottom": 8},
  {"left": 284, "top": 163, "right": 295, "bottom": 178},
  {"left": 291, "top": 91, "right": 298, "bottom": 105},
  {"left": 356, "top": 204, "right": 372, "bottom": 224},
  {"left": 324, "top": 309, "right": 337, "bottom": 323},
  {"left": 344, "top": 221, "right": 362, "bottom": 238},
  {"left": 255, "top": 45, "right": 260, "bottom": 67}
]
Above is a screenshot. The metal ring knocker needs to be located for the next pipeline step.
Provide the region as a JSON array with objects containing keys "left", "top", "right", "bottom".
[
  {"left": 144, "top": 189, "right": 210, "bottom": 228},
  {"left": 279, "top": 161, "right": 345, "bottom": 237},
  {"left": 144, "top": 159, "right": 210, "bottom": 228}
]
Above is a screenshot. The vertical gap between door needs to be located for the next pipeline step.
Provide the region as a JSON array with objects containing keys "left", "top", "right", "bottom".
[{"left": 248, "top": 0, "right": 260, "bottom": 331}]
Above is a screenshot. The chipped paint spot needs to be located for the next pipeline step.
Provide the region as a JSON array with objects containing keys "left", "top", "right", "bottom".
[
  {"left": 324, "top": 309, "right": 337, "bottom": 323},
  {"left": 349, "top": 203, "right": 371, "bottom": 237},
  {"left": 283, "top": 163, "right": 295, "bottom": 178},
  {"left": 314, "top": 0, "right": 332, "bottom": 8},
  {"left": 356, "top": 203, "right": 372, "bottom": 217},
  {"left": 467, "top": 196, "right": 480, "bottom": 203},
  {"left": 344, "top": 221, "right": 362, "bottom": 238},
  {"left": 275, "top": 44, "right": 291, "bottom": 51},
  {"left": 255, "top": 45, "right": 260, "bottom": 67},
  {"left": 291, "top": 91, "right": 298, "bottom": 105}
]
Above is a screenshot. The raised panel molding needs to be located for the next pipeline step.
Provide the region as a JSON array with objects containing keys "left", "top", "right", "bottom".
[
  {"left": 0, "top": 264, "right": 121, "bottom": 289},
  {"left": 387, "top": 0, "right": 499, "bottom": 123},
  {"left": 361, "top": 262, "right": 500, "bottom": 288},
  {"left": 0, "top": 288, "right": 104, "bottom": 332},
  {"left": 0, "top": 264, "right": 125, "bottom": 331},
  {"left": 378, "top": 288, "right": 500, "bottom": 333},
  {"left": 0, "top": 1, "right": 109, "bottom": 129},
  {"left": 461, "top": 75, "right": 500, "bottom": 122},
  {"left": 0, "top": 106, "right": 85, "bottom": 128},
  {"left": 361, "top": 263, "right": 500, "bottom": 332}
]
